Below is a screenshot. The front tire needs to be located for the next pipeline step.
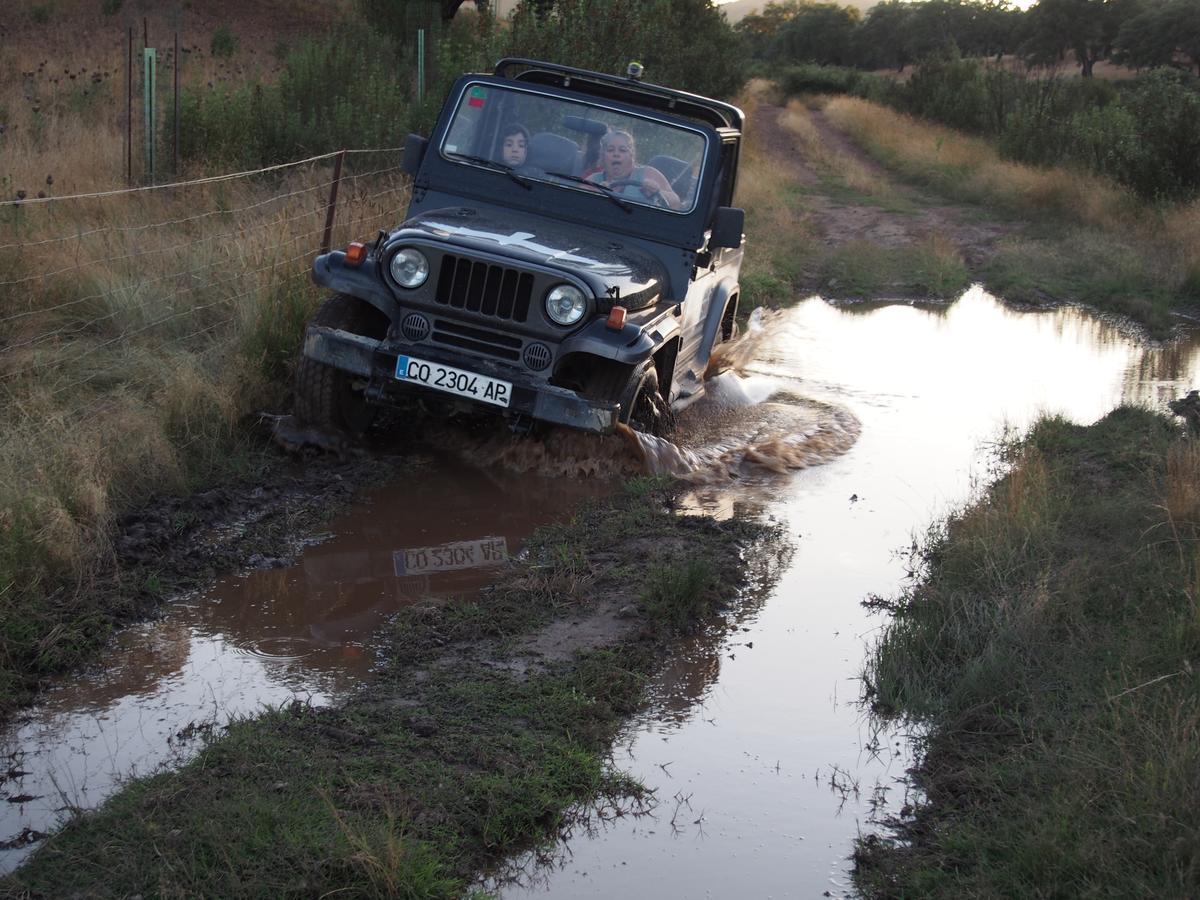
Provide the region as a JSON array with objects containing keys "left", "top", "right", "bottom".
[
  {"left": 584, "top": 359, "right": 673, "bottom": 436},
  {"left": 294, "top": 294, "right": 388, "bottom": 435}
]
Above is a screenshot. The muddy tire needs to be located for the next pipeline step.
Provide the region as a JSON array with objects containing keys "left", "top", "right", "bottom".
[
  {"left": 294, "top": 295, "right": 388, "bottom": 435},
  {"left": 584, "top": 359, "right": 673, "bottom": 436}
]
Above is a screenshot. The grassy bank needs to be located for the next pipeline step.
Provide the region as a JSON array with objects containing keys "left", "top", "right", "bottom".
[
  {"left": 4, "top": 483, "right": 781, "bottom": 896},
  {"left": 736, "top": 85, "right": 970, "bottom": 313},
  {"left": 0, "top": 165, "right": 410, "bottom": 712},
  {"left": 857, "top": 408, "right": 1200, "bottom": 896},
  {"left": 817, "top": 95, "right": 1200, "bottom": 332}
]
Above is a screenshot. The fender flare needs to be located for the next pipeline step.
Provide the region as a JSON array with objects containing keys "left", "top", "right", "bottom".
[{"left": 311, "top": 252, "right": 401, "bottom": 322}]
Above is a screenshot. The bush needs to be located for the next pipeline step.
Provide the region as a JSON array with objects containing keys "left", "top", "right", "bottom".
[
  {"left": 179, "top": 27, "right": 411, "bottom": 167},
  {"left": 101, "top": 0, "right": 122, "bottom": 15},
  {"left": 210, "top": 24, "right": 237, "bottom": 59},
  {"left": 778, "top": 58, "right": 1200, "bottom": 201},
  {"left": 1121, "top": 69, "right": 1200, "bottom": 201},
  {"left": 505, "top": 0, "right": 747, "bottom": 100}
]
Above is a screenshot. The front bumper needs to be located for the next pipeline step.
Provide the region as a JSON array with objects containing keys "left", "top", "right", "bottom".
[{"left": 303, "top": 325, "right": 618, "bottom": 434}]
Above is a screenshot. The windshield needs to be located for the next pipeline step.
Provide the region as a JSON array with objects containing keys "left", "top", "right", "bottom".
[{"left": 441, "top": 82, "right": 708, "bottom": 214}]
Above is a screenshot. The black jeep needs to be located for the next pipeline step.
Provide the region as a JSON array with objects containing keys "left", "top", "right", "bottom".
[{"left": 296, "top": 58, "right": 745, "bottom": 436}]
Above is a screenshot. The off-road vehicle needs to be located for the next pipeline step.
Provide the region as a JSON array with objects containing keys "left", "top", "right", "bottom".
[{"left": 296, "top": 58, "right": 746, "bottom": 436}]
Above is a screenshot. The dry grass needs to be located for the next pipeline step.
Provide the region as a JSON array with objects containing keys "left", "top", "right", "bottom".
[
  {"left": 778, "top": 99, "right": 897, "bottom": 202},
  {"left": 732, "top": 82, "right": 819, "bottom": 306},
  {"left": 822, "top": 95, "right": 1200, "bottom": 308},
  {"left": 0, "top": 0, "right": 353, "bottom": 193}
]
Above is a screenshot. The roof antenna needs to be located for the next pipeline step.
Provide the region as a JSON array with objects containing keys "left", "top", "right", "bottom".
[{"left": 626, "top": 60, "right": 644, "bottom": 81}]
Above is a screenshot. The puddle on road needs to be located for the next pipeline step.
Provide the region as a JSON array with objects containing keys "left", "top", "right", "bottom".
[
  {"left": 6, "top": 287, "right": 1200, "bottom": 884},
  {"left": 0, "top": 465, "right": 609, "bottom": 871},
  {"left": 493, "top": 288, "right": 1200, "bottom": 899}
]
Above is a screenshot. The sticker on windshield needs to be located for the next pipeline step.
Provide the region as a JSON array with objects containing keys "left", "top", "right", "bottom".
[{"left": 467, "top": 86, "right": 487, "bottom": 108}]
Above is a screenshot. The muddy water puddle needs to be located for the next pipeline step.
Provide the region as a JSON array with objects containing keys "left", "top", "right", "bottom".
[
  {"left": 0, "top": 466, "right": 609, "bottom": 872},
  {"left": 494, "top": 288, "right": 1200, "bottom": 898},
  {"left": 5, "top": 287, "right": 1200, "bottom": 885}
]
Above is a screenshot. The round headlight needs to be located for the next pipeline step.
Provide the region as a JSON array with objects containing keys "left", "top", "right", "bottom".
[
  {"left": 389, "top": 248, "right": 429, "bottom": 289},
  {"left": 545, "top": 284, "right": 587, "bottom": 326}
]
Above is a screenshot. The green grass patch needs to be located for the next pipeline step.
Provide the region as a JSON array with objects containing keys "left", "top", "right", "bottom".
[
  {"left": 819, "top": 238, "right": 969, "bottom": 300},
  {"left": 984, "top": 234, "right": 1177, "bottom": 334},
  {"left": 856, "top": 407, "right": 1200, "bottom": 897},
  {"left": 6, "top": 487, "right": 781, "bottom": 896}
]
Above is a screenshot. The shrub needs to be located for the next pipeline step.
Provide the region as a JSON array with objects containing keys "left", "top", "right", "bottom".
[
  {"left": 1121, "top": 69, "right": 1200, "bottom": 201},
  {"left": 210, "top": 24, "right": 237, "bottom": 59},
  {"left": 179, "top": 27, "right": 410, "bottom": 168},
  {"left": 101, "top": 0, "right": 122, "bottom": 15},
  {"left": 30, "top": 4, "right": 52, "bottom": 24}
]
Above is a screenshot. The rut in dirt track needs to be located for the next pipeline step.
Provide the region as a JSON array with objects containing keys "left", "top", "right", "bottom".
[{"left": 754, "top": 98, "right": 1014, "bottom": 272}]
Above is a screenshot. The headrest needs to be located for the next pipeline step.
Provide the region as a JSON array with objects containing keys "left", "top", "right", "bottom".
[{"left": 528, "top": 132, "right": 579, "bottom": 175}]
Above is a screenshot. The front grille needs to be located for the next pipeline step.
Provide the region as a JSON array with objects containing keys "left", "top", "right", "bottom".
[
  {"left": 432, "top": 318, "right": 522, "bottom": 362},
  {"left": 435, "top": 255, "right": 534, "bottom": 323}
]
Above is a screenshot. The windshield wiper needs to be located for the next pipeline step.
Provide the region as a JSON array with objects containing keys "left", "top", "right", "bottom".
[
  {"left": 446, "top": 152, "right": 533, "bottom": 190},
  {"left": 545, "top": 171, "right": 633, "bottom": 212}
]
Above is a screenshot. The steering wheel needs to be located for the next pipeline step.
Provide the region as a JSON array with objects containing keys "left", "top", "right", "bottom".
[{"left": 606, "top": 178, "right": 671, "bottom": 209}]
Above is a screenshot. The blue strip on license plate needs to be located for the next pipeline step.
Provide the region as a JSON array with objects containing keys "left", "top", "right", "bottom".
[{"left": 394, "top": 355, "right": 512, "bottom": 408}]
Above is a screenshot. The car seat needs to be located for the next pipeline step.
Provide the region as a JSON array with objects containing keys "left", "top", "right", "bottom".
[
  {"left": 527, "top": 133, "right": 581, "bottom": 175},
  {"left": 646, "top": 155, "right": 694, "bottom": 202}
]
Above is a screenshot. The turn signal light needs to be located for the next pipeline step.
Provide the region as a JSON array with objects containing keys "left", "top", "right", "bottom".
[
  {"left": 606, "top": 305, "right": 628, "bottom": 330},
  {"left": 345, "top": 242, "right": 367, "bottom": 266}
]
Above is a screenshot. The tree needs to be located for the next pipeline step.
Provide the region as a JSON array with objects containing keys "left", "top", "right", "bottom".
[
  {"left": 855, "top": 0, "right": 916, "bottom": 70},
  {"left": 1115, "top": 0, "right": 1200, "bottom": 74},
  {"left": 773, "top": 3, "right": 862, "bottom": 65},
  {"left": 1022, "top": 0, "right": 1144, "bottom": 77},
  {"left": 736, "top": 0, "right": 807, "bottom": 58}
]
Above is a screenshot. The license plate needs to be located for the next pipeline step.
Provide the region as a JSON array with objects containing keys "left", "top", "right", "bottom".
[
  {"left": 394, "top": 355, "right": 511, "bottom": 407},
  {"left": 393, "top": 537, "right": 509, "bottom": 576}
]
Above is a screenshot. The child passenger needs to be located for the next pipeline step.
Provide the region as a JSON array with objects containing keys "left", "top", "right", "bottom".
[{"left": 500, "top": 123, "right": 529, "bottom": 168}]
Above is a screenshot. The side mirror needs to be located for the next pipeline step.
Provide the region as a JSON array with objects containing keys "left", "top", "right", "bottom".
[
  {"left": 709, "top": 206, "right": 745, "bottom": 250},
  {"left": 402, "top": 133, "right": 428, "bottom": 176}
]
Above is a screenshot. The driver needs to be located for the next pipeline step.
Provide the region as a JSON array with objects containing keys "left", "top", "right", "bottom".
[{"left": 586, "top": 130, "right": 681, "bottom": 210}]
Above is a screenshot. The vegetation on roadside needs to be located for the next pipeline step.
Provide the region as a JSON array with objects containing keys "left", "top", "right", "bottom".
[
  {"left": 818, "top": 94, "right": 1200, "bottom": 330},
  {"left": 0, "top": 0, "right": 750, "bottom": 710},
  {"left": 857, "top": 408, "right": 1200, "bottom": 896},
  {"left": 5, "top": 485, "right": 783, "bottom": 897}
]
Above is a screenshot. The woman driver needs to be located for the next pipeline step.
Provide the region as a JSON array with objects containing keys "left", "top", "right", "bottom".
[{"left": 586, "top": 130, "right": 681, "bottom": 210}]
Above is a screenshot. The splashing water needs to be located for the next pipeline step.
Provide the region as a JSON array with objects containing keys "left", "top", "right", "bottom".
[{"left": 427, "top": 306, "right": 860, "bottom": 481}]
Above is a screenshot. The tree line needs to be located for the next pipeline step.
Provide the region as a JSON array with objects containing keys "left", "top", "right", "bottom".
[{"left": 739, "top": 0, "right": 1200, "bottom": 77}]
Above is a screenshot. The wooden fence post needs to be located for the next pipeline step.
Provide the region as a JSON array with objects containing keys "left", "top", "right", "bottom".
[{"left": 320, "top": 150, "right": 347, "bottom": 255}]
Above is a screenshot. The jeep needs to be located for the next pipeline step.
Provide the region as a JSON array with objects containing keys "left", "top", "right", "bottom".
[{"left": 296, "top": 58, "right": 746, "bottom": 437}]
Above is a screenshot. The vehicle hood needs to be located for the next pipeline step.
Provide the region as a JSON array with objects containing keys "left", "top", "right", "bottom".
[{"left": 391, "top": 206, "right": 669, "bottom": 310}]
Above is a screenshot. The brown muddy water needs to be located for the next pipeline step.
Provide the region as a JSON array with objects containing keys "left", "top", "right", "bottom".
[{"left": 4, "top": 287, "right": 1200, "bottom": 887}]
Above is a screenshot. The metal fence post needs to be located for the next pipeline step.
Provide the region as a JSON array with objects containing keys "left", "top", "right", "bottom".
[
  {"left": 320, "top": 150, "right": 347, "bottom": 255},
  {"left": 417, "top": 29, "right": 426, "bottom": 102},
  {"left": 143, "top": 47, "right": 157, "bottom": 184}
]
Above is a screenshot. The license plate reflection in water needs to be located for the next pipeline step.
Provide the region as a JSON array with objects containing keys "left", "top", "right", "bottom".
[
  {"left": 393, "top": 537, "right": 509, "bottom": 575},
  {"left": 395, "top": 355, "right": 511, "bottom": 407}
]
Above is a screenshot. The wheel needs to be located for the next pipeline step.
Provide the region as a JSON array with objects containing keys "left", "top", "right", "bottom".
[
  {"left": 584, "top": 359, "right": 673, "bottom": 436},
  {"left": 294, "top": 294, "right": 388, "bottom": 435}
]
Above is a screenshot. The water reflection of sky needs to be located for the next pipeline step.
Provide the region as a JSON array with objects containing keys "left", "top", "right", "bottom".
[{"left": 496, "top": 288, "right": 1200, "bottom": 899}]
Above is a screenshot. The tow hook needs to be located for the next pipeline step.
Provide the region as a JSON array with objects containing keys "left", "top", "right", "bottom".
[{"left": 508, "top": 413, "right": 535, "bottom": 436}]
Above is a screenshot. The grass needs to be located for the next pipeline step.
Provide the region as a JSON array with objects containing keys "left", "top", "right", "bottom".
[
  {"left": 737, "top": 86, "right": 971, "bottom": 312},
  {"left": 820, "top": 95, "right": 1200, "bottom": 332},
  {"left": 856, "top": 407, "right": 1200, "bottom": 897},
  {"left": 5, "top": 485, "right": 781, "bottom": 896}
]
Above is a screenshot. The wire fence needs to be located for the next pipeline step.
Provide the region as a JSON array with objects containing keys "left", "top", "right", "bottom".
[{"left": 0, "top": 149, "right": 410, "bottom": 434}]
